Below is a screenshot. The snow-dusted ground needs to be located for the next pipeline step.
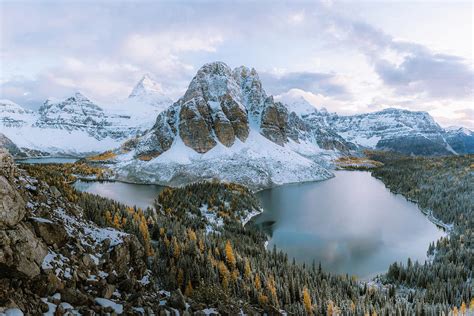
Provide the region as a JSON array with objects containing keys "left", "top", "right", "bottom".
[{"left": 114, "top": 129, "right": 334, "bottom": 190}]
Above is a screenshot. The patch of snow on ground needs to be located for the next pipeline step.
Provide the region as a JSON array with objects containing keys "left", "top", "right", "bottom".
[
  {"left": 1, "top": 308, "right": 24, "bottom": 316},
  {"left": 95, "top": 298, "right": 123, "bottom": 314},
  {"left": 241, "top": 208, "right": 262, "bottom": 226}
]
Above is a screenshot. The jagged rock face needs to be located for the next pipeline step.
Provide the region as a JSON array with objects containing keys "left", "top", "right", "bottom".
[
  {"left": 132, "top": 62, "right": 252, "bottom": 157},
  {"left": 179, "top": 99, "right": 217, "bottom": 153},
  {"left": 0, "top": 149, "right": 48, "bottom": 278},
  {"left": 178, "top": 62, "right": 250, "bottom": 152},
  {"left": 233, "top": 66, "right": 266, "bottom": 119},
  {"left": 135, "top": 106, "right": 177, "bottom": 160},
  {"left": 220, "top": 93, "right": 249, "bottom": 141},
  {"left": 0, "top": 150, "right": 25, "bottom": 228},
  {"left": 260, "top": 98, "right": 290, "bottom": 145}
]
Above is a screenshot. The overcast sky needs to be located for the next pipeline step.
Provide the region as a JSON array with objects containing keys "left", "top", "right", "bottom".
[{"left": 1, "top": 0, "right": 472, "bottom": 127}]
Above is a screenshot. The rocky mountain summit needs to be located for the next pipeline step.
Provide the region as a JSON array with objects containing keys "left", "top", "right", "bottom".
[{"left": 112, "top": 62, "right": 341, "bottom": 189}]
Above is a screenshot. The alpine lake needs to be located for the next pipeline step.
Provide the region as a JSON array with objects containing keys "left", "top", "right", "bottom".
[{"left": 22, "top": 158, "right": 445, "bottom": 279}]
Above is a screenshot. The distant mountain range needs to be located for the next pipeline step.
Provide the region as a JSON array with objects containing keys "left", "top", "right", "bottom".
[
  {"left": 0, "top": 75, "right": 172, "bottom": 156},
  {"left": 0, "top": 62, "right": 472, "bottom": 187},
  {"left": 100, "top": 62, "right": 471, "bottom": 189}
]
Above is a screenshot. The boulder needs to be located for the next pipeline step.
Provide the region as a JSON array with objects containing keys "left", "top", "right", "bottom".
[
  {"left": 31, "top": 218, "right": 68, "bottom": 247},
  {"left": 0, "top": 222, "right": 48, "bottom": 278}
]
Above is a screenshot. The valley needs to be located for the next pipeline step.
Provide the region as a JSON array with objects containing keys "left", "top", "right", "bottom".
[{"left": 6, "top": 152, "right": 471, "bottom": 314}]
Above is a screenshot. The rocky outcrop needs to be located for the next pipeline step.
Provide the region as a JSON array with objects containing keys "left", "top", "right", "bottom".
[
  {"left": 0, "top": 150, "right": 158, "bottom": 314},
  {"left": 0, "top": 151, "right": 26, "bottom": 228},
  {"left": 0, "top": 149, "right": 47, "bottom": 279},
  {"left": 260, "top": 98, "right": 289, "bottom": 145}
]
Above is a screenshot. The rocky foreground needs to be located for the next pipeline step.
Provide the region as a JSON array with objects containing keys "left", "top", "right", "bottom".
[{"left": 0, "top": 149, "right": 208, "bottom": 315}]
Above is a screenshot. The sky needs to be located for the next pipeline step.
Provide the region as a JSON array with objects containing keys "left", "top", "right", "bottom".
[{"left": 0, "top": 0, "right": 472, "bottom": 128}]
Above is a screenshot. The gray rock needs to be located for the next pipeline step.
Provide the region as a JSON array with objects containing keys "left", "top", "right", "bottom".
[{"left": 0, "top": 222, "right": 48, "bottom": 278}]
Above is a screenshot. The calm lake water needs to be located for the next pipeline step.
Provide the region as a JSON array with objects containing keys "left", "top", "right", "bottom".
[
  {"left": 72, "top": 170, "right": 444, "bottom": 278},
  {"left": 17, "top": 157, "right": 78, "bottom": 164},
  {"left": 74, "top": 180, "right": 165, "bottom": 210},
  {"left": 255, "top": 171, "right": 444, "bottom": 278}
]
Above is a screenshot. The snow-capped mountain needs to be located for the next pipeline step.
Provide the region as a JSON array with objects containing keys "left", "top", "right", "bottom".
[
  {"left": 105, "top": 75, "right": 173, "bottom": 131},
  {"left": 0, "top": 77, "right": 173, "bottom": 156},
  {"left": 323, "top": 108, "right": 456, "bottom": 155},
  {"left": 0, "top": 99, "right": 36, "bottom": 128},
  {"left": 444, "top": 126, "right": 474, "bottom": 154},
  {"left": 112, "top": 62, "right": 342, "bottom": 190}
]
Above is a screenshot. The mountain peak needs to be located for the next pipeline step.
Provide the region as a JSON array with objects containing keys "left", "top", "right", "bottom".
[
  {"left": 72, "top": 91, "right": 90, "bottom": 102},
  {"left": 129, "top": 74, "right": 164, "bottom": 98}
]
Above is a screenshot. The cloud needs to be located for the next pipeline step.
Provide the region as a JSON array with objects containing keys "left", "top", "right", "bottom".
[
  {"left": 0, "top": 1, "right": 472, "bottom": 128},
  {"left": 374, "top": 52, "right": 473, "bottom": 99},
  {"left": 324, "top": 15, "right": 474, "bottom": 100},
  {"left": 260, "top": 71, "right": 350, "bottom": 98}
]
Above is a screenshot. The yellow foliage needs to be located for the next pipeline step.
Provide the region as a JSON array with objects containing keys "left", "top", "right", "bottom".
[
  {"left": 254, "top": 274, "right": 261, "bottom": 291},
  {"left": 258, "top": 293, "right": 268, "bottom": 305},
  {"left": 187, "top": 228, "right": 197, "bottom": 241},
  {"left": 244, "top": 259, "right": 251, "bottom": 280},
  {"left": 302, "top": 287, "right": 312, "bottom": 315},
  {"left": 177, "top": 268, "right": 184, "bottom": 288},
  {"left": 225, "top": 240, "right": 236, "bottom": 268},
  {"left": 184, "top": 280, "right": 193, "bottom": 297},
  {"left": 87, "top": 151, "right": 116, "bottom": 161},
  {"left": 218, "top": 261, "right": 230, "bottom": 289}
]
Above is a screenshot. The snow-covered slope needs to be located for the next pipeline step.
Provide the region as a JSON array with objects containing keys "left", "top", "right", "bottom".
[
  {"left": 444, "top": 126, "right": 474, "bottom": 154},
  {"left": 0, "top": 77, "right": 173, "bottom": 156},
  {"left": 0, "top": 99, "right": 36, "bottom": 128},
  {"left": 112, "top": 62, "right": 337, "bottom": 190},
  {"left": 323, "top": 108, "right": 455, "bottom": 155}
]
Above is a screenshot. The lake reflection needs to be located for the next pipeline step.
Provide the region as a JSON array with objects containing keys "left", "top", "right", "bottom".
[
  {"left": 255, "top": 171, "right": 444, "bottom": 278},
  {"left": 74, "top": 180, "right": 165, "bottom": 210},
  {"left": 17, "top": 157, "right": 78, "bottom": 164}
]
